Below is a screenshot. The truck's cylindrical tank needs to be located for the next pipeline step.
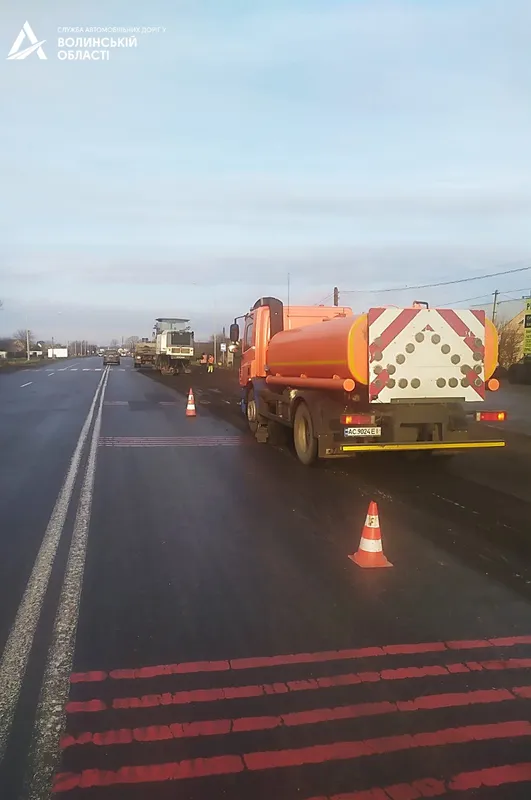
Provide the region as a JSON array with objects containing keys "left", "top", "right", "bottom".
[
  {"left": 266, "top": 315, "right": 369, "bottom": 385},
  {"left": 266, "top": 314, "right": 499, "bottom": 386}
]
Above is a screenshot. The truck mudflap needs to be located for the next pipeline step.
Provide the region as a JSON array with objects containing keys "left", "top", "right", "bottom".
[{"left": 319, "top": 439, "right": 505, "bottom": 457}]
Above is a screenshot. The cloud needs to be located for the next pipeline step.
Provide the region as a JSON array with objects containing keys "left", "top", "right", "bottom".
[
  {"left": 1, "top": 0, "right": 531, "bottom": 341},
  {"left": 2, "top": 241, "right": 528, "bottom": 291}
]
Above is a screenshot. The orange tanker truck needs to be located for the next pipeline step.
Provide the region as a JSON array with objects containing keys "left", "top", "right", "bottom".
[{"left": 229, "top": 296, "right": 506, "bottom": 465}]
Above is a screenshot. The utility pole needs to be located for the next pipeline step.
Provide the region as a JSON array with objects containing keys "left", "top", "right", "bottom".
[
  {"left": 491, "top": 289, "right": 499, "bottom": 323},
  {"left": 51, "top": 336, "right": 55, "bottom": 358},
  {"left": 333, "top": 286, "right": 339, "bottom": 306},
  {"left": 214, "top": 331, "right": 217, "bottom": 364},
  {"left": 26, "top": 328, "right": 30, "bottom": 361}
]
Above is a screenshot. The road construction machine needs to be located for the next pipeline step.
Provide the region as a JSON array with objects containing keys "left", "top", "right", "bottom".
[{"left": 153, "top": 318, "right": 195, "bottom": 376}]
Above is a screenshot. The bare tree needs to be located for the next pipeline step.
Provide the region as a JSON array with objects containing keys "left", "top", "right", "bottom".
[
  {"left": 497, "top": 319, "right": 524, "bottom": 369},
  {"left": 13, "top": 328, "right": 36, "bottom": 352},
  {"left": 109, "top": 338, "right": 119, "bottom": 348},
  {"left": 125, "top": 336, "right": 140, "bottom": 348},
  {"left": 13, "top": 328, "right": 31, "bottom": 342}
]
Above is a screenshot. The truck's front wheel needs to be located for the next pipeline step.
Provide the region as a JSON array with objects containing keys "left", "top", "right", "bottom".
[
  {"left": 246, "top": 388, "right": 259, "bottom": 434},
  {"left": 293, "top": 402, "right": 318, "bottom": 466}
]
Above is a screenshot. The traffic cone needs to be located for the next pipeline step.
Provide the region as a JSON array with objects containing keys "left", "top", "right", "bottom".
[
  {"left": 349, "top": 501, "right": 393, "bottom": 568},
  {"left": 186, "top": 388, "right": 197, "bottom": 417}
]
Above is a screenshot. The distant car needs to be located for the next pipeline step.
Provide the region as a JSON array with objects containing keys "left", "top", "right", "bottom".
[{"left": 103, "top": 351, "right": 120, "bottom": 365}]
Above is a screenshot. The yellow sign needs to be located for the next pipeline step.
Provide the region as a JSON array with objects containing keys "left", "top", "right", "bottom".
[{"left": 524, "top": 299, "right": 531, "bottom": 356}]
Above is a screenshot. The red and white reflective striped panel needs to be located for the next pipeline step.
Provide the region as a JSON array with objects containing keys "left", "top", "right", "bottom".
[{"left": 368, "top": 308, "right": 486, "bottom": 403}]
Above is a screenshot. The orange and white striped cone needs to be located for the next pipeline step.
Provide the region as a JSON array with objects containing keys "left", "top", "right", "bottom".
[
  {"left": 349, "top": 501, "right": 393, "bottom": 568},
  {"left": 185, "top": 388, "right": 197, "bottom": 417}
]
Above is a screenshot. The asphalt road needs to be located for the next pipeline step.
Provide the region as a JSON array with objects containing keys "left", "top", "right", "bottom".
[{"left": 1, "top": 357, "right": 531, "bottom": 800}]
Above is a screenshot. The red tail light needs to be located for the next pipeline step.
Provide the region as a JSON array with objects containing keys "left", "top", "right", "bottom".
[
  {"left": 476, "top": 411, "right": 507, "bottom": 422},
  {"left": 341, "top": 414, "right": 375, "bottom": 425}
]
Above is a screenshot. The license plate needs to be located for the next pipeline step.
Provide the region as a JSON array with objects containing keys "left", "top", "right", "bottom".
[{"left": 344, "top": 426, "right": 381, "bottom": 437}]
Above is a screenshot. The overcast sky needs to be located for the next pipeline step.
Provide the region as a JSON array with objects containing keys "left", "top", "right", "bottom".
[{"left": 1, "top": 0, "right": 530, "bottom": 343}]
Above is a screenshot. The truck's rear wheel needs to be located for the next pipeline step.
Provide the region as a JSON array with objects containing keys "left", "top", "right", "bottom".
[{"left": 293, "top": 402, "right": 318, "bottom": 466}]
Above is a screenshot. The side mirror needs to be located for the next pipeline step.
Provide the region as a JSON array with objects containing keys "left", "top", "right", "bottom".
[{"left": 230, "top": 323, "right": 240, "bottom": 343}]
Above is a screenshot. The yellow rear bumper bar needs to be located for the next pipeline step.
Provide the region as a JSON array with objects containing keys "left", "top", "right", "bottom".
[{"left": 341, "top": 440, "right": 505, "bottom": 452}]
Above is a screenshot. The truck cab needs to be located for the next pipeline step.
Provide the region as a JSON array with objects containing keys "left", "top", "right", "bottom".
[{"left": 237, "top": 297, "right": 352, "bottom": 388}]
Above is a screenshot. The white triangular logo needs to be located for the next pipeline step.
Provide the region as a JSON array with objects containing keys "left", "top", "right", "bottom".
[{"left": 7, "top": 21, "right": 47, "bottom": 60}]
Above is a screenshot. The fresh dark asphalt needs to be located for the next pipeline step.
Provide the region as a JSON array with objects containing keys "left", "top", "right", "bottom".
[{"left": 1, "top": 358, "right": 531, "bottom": 799}]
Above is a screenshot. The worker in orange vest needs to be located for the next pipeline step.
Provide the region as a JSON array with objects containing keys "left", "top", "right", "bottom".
[{"left": 207, "top": 354, "right": 214, "bottom": 373}]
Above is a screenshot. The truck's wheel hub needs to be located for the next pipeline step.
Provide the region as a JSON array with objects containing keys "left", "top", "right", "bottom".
[{"left": 247, "top": 398, "right": 257, "bottom": 422}]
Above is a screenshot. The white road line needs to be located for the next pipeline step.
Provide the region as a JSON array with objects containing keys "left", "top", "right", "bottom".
[
  {"left": 20, "top": 382, "right": 33, "bottom": 388},
  {"left": 25, "top": 367, "right": 109, "bottom": 799},
  {"left": 95, "top": 368, "right": 102, "bottom": 371},
  {"left": 82, "top": 368, "right": 90, "bottom": 371},
  {"left": 0, "top": 369, "right": 108, "bottom": 763},
  {"left": 70, "top": 368, "right": 78, "bottom": 371},
  {"left": 48, "top": 372, "right": 55, "bottom": 376}
]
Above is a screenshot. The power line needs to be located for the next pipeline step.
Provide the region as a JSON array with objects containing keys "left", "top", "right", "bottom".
[
  {"left": 441, "top": 286, "right": 530, "bottom": 307},
  {"left": 498, "top": 286, "right": 531, "bottom": 296},
  {"left": 441, "top": 286, "right": 531, "bottom": 308},
  {"left": 499, "top": 287, "right": 531, "bottom": 301},
  {"left": 439, "top": 292, "right": 493, "bottom": 307},
  {"left": 340, "top": 263, "right": 531, "bottom": 295}
]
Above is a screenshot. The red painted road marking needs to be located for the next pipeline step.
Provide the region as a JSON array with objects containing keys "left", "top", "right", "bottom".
[
  {"left": 304, "top": 761, "right": 531, "bottom": 799},
  {"left": 243, "top": 720, "right": 531, "bottom": 769},
  {"left": 103, "top": 401, "right": 180, "bottom": 406},
  {"left": 65, "top": 658, "right": 531, "bottom": 714},
  {"left": 69, "top": 635, "right": 531, "bottom": 684},
  {"left": 53, "top": 754, "right": 244, "bottom": 792},
  {"left": 70, "top": 671, "right": 107, "bottom": 684},
  {"left": 60, "top": 686, "right": 524, "bottom": 750},
  {"left": 98, "top": 436, "right": 245, "bottom": 447},
  {"left": 52, "top": 720, "right": 531, "bottom": 791}
]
